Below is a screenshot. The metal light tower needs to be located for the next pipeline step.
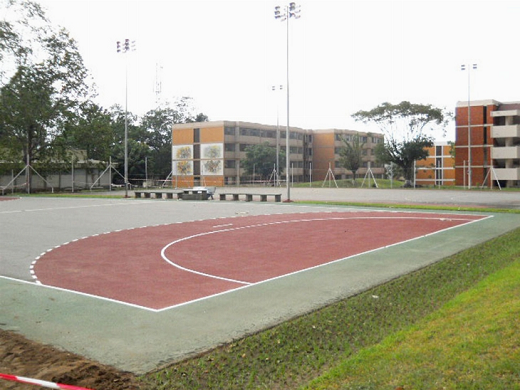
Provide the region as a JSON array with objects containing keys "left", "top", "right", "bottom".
[
  {"left": 272, "top": 84, "right": 283, "bottom": 186},
  {"left": 275, "top": 2, "right": 300, "bottom": 201},
  {"left": 116, "top": 38, "right": 135, "bottom": 197},
  {"left": 461, "top": 63, "right": 477, "bottom": 189}
]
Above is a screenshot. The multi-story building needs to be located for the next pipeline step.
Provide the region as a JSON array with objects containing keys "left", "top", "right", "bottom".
[
  {"left": 455, "top": 99, "right": 520, "bottom": 188},
  {"left": 312, "top": 129, "right": 384, "bottom": 182},
  {"left": 171, "top": 121, "right": 384, "bottom": 187},
  {"left": 415, "top": 142, "right": 455, "bottom": 186}
]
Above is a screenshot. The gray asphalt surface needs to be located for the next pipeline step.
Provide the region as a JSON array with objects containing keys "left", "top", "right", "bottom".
[
  {"left": 1, "top": 187, "right": 520, "bottom": 373},
  {"left": 239, "top": 185, "right": 520, "bottom": 208}
]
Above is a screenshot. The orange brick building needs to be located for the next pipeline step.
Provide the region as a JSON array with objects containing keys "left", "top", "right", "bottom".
[
  {"left": 415, "top": 142, "right": 455, "bottom": 186},
  {"left": 311, "top": 129, "right": 384, "bottom": 182},
  {"left": 455, "top": 99, "right": 520, "bottom": 188},
  {"left": 171, "top": 121, "right": 384, "bottom": 187}
]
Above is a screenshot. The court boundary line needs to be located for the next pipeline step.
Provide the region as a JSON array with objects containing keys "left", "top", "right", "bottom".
[
  {"left": 155, "top": 215, "right": 492, "bottom": 312},
  {"left": 160, "top": 215, "right": 489, "bottom": 285},
  {"left": 10, "top": 212, "right": 492, "bottom": 313}
]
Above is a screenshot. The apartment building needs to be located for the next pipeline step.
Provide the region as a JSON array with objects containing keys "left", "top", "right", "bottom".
[
  {"left": 171, "top": 120, "right": 384, "bottom": 187},
  {"left": 312, "top": 129, "right": 384, "bottom": 181},
  {"left": 455, "top": 99, "right": 520, "bottom": 188},
  {"left": 415, "top": 142, "right": 455, "bottom": 186}
]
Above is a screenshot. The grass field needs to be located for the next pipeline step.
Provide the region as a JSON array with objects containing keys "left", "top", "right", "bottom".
[
  {"left": 139, "top": 222, "right": 520, "bottom": 389},
  {"left": 305, "top": 259, "right": 520, "bottom": 389}
]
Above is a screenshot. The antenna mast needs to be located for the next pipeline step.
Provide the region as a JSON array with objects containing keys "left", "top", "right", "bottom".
[{"left": 154, "top": 62, "right": 163, "bottom": 107}]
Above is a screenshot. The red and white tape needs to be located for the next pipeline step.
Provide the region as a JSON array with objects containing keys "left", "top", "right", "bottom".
[{"left": 0, "top": 373, "right": 93, "bottom": 390}]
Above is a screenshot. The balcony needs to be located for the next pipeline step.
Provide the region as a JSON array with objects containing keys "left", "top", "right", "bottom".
[
  {"left": 494, "top": 168, "right": 520, "bottom": 181},
  {"left": 492, "top": 125, "right": 520, "bottom": 139},
  {"left": 491, "top": 109, "right": 520, "bottom": 118},
  {"left": 492, "top": 146, "right": 520, "bottom": 160}
]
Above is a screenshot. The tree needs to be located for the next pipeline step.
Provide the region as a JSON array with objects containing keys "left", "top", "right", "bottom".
[
  {"left": 0, "top": 59, "right": 89, "bottom": 167},
  {"left": 138, "top": 108, "right": 175, "bottom": 180},
  {"left": 241, "top": 142, "right": 285, "bottom": 182},
  {"left": 0, "top": 0, "right": 94, "bottom": 191},
  {"left": 352, "top": 101, "right": 451, "bottom": 186},
  {"left": 138, "top": 99, "right": 209, "bottom": 180},
  {"left": 338, "top": 134, "right": 365, "bottom": 183},
  {"left": 0, "top": 0, "right": 47, "bottom": 85},
  {"left": 62, "top": 102, "right": 114, "bottom": 162}
]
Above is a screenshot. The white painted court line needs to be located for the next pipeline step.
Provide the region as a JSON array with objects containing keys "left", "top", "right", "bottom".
[
  {"left": 0, "top": 275, "right": 160, "bottom": 312},
  {"left": 160, "top": 214, "right": 492, "bottom": 293},
  {"left": 0, "top": 200, "right": 159, "bottom": 214},
  {"left": 19, "top": 212, "right": 492, "bottom": 312}
]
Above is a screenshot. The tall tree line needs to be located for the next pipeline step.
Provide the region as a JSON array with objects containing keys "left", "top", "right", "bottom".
[{"left": 0, "top": 0, "right": 207, "bottom": 189}]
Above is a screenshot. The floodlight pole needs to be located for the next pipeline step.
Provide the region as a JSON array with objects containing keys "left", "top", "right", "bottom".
[
  {"left": 461, "top": 63, "right": 477, "bottom": 189},
  {"left": 117, "top": 39, "right": 135, "bottom": 197},
  {"left": 275, "top": 2, "right": 300, "bottom": 202},
  {"left": 272, "top": 84, "right": 283, "bottom": 186}
]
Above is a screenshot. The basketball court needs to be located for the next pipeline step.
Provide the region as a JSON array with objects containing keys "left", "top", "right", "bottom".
[{"left": 1, "top": 191, "right": 520, "bottom": 373}]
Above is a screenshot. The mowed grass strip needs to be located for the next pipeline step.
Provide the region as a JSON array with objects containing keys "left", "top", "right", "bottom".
[
  {"left": 141, "top": 227, "right": 520, "bottom": 390},
  {"left": 304, "top": 260, "right": 520, "bottom": 390}
]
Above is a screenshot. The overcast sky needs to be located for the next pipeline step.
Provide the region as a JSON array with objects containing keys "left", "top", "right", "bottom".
[{"left": 31, "top": 0, "right": 520, "bottom": 140}]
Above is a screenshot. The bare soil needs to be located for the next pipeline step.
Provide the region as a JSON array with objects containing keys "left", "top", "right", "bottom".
[{"left": 0, "top": 330, "right": 142, "bottom": 390}]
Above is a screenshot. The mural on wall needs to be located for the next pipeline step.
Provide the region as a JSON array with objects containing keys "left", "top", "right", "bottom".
[
  {"left": 201, "top": 143, "right": 223, "bottom": 176},
  {"left": 172, "top": 145, "right": 193, "bottom": 175},
  {"left": 174, "top": 145, "right": 193, "bottom": 160},
  {"left": 175, "top": 160, "right": 193, "bottom": 175}
]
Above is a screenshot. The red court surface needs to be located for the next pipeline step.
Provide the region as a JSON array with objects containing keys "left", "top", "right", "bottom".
[{"left": 33, "top": 211, "right": 486, "bottom": 311}]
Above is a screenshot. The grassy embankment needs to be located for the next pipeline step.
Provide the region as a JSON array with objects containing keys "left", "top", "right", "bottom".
[{"left": 140, "top": 220, "right": 520, "bottom": 389}]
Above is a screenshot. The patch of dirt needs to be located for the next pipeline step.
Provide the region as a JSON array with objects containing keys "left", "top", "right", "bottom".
[{"left": 0, "top": 330, "right": 142, "bottom": 390}]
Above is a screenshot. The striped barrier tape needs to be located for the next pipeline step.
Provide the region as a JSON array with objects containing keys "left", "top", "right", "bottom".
[{"left": 0, "top": 373, "right": 94, "bottom": 389}]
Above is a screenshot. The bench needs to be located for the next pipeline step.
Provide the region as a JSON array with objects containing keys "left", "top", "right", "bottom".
[
  {"left": 219, "top": 193, "right": 282, "bottom": 202},
  {"left": 134, "top": 191, "right": 181, "bottom": 199},
  {"left": 134, "top": 187, "right": 216, "bottom": 201},
  {"left": 179, "top": 188, "right": 208, "bottom": 201}
]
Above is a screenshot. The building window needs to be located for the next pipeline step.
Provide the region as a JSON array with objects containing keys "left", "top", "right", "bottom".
[
  {"left": 224, "top": 127, "right": 235, "bottom": 135},
  {"left": 240, "top": 128, "right": 261, "bottom": 137},
  {"left": 261, "top": 130, "right": 276, "bottom": 138},
  {"left": 225, "top": 160, "right": 236, "bottom": 168},
  {"left": 239, "top": 144, "right": 249, "bottom": 152},
  {"left": 225, "top": 143, "right": 235, "bottom": 152},
  {"left": 193, "top": 144, "right": 200, "bottom": 159}
]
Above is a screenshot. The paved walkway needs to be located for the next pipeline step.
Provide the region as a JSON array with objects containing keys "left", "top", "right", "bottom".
[
  {"left": 228, "top": 186, "right": 520, "bottom": 208},
  {"left": 98, "top": 185, "right": 520, "bottom": 208},
  {"left": 1, "top": 188, "right": 519, "bottom": 373}
]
